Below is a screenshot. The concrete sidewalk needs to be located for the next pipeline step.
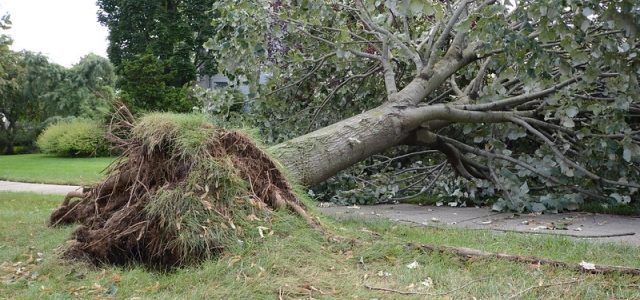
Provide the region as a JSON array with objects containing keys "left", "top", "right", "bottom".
[
  {"left": 0, "top": 180, "right": 82, "bottom": 195},
  {"left": 318, "top": 204, "right": 640, "bottom": 246},
  {"left": 1, "top": 180, "right": 638, "bottom": 246}
]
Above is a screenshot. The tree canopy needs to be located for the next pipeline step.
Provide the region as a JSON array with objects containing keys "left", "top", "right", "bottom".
[
  {"left": 203, "top": 0, "right": 640, "bottom": 211},
  {"left": 97, "top": 0, "right": 217, "bottom": 111}
]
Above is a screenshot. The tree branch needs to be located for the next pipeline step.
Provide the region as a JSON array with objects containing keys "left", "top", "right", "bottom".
[
  {"left": 508, "top": 116, "right": 640, "bottom": 189},
  {"left": 403, "top": 103, "right": 534, "bottom": 127},
  {"left": 355, "top": 2, "right": 423, "bottom": 71},
  {"left": 436, "top": 135, "right": 606, "bottom": 200},
  {"left": 307, "top": 65, "right": 382, "bottom": 131}
]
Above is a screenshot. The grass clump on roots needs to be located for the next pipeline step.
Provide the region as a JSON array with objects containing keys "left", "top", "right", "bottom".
[{"left": 49, "top": 106, "right": 315, "bottom": 269}]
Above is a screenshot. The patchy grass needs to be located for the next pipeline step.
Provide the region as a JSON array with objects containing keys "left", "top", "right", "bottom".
[
  {"left": 580, "top": 201, "right": 640, "bottom": 216},
  {"left": 0, "top": 154, "right": 113, "bottom": 185},
  {"left": 1, "top": 191, "right": 640, "bottom": 299}
]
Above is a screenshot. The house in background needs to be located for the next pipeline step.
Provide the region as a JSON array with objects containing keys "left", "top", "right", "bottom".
[{"left": 195, "top": 73, "right": 271, "bottom": 96}]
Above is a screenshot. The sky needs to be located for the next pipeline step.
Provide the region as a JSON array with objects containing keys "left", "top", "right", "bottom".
[{"left": 0, "top": 0, "right": 109, "bottom": 67}]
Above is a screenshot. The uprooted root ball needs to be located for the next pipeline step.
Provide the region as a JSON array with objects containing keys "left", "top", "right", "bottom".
[{"left": 49, "top": 110, "right": 316, "bottom": 269}]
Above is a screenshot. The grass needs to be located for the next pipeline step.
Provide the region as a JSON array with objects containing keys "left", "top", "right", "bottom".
[
  {"left": 2, "top": 191, "right": 640, "bottom": 299},
  {"left": 0, "top": 154, "right": 113, "bottom": 185}
]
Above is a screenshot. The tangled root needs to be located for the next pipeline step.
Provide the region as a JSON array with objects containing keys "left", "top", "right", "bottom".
[{"left": 49, "top": 107, "right": 317, "bottom": 269}]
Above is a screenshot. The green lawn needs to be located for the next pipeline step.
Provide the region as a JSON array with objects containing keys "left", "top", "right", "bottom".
[
  {"left": 0, "top": 154, "right": 114, "bottom": 185},
  {"left": 1, "top": 191, "right": 639, "bottom": 299}
]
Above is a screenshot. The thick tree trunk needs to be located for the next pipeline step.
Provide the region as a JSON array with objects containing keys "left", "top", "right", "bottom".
[{"left": 271, "top": 102, "right": 424, "bottom": 186}]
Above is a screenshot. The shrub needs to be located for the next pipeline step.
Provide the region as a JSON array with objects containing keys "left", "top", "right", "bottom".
[{"left": 37, "top": 119, "right": 109, "bottom": 157}]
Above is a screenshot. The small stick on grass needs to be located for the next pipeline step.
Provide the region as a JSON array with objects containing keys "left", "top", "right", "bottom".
[
  {"left": 508, "top": 279, "right": 583, "bottom": 299},
  {"left": 364, "top": 277, "right": 488, "bottom": 296}
]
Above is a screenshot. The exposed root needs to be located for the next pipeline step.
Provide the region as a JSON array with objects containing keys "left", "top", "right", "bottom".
[
  {"left": 62, "top": 190, "right": 86, "bottom": 206},
  {"left": 49, "top": 109, "right": 316, "bottom": 269}
]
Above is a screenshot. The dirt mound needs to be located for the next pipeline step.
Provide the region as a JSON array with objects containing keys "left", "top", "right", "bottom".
[{"left": 49, "top": 106, "right": 315, "bottom": 269}]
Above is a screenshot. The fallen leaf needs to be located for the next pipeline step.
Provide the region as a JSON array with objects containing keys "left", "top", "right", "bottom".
[
  {"left": 200, "top": 199, "right": 213, "bottom": 210},
  {"left": 528, "top": 262, "right": 541, "bottom": 270},
  {"left": 406, "top": 260, "right": 419, "bottom": 269},
  {"left": 228, "top": 256, "right": 241, "bottom": 267},
  {"left": 106, "top": 284, "right": 118, "bottom": 296},
  {"left": 91, "top": 283, "right": 106, "bottom": 294},
  {"left": 579, "top": 261, "right": 596, "bottom": 270},
  {"left": 143, "top": 282, "right": 160, "bottom": 292},
  {"left": 376, "top": 270, "right": 392, "bottom": 277},
  {"left": 420, "top": 277, "right": 433, "bottom": 288},
  {"left": 246, "top": 214, "right": 261, "bottom": 221},
  {"left": 257, "top": 226, "right": 269, "bottom": 238}
]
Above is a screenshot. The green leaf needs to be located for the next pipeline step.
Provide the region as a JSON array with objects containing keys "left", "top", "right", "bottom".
[
  {"left": 623, "top": 143, "right": 640, "bottom": 162},
  {"left": 530, "top": 202, "right": 546, "bottom": 212},
  {"left": 565, "top": 106, "right": 579, "bottom": 118},
  {"left": 409, "top": 0, "right": 424, "bottom": 16}
]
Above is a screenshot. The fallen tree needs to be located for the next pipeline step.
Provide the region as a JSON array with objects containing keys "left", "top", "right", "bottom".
[
  {"left": 206, "top": 0, "right": 639, "bottom": 210},
  {"left": 50, "top": 0, "right": 640, "bottom": 268}
]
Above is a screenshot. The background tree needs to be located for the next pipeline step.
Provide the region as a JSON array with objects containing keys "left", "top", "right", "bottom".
[
  {"left": 0, "top": 14, "right": 23, "bottom": 154},
  {"left": 0, "top": 15, "right": 117, "bottom": 154},
  {"left": 97, "top": 0, "right": 217, "bottom": 112},
  {"left": 52, "top": 53, "right": 117, "bottom": 119},
  {"left": 0, "top": 51, "right": 64, "bottom": 154},
  {"left": 206, "top": 0, "right": 640, "bottom": 211}
]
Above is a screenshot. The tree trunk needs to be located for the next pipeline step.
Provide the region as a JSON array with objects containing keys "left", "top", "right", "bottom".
[
  {"left": 4, "top": 128, "right": 15, "bottom": 155},
  {"left": 271, "top": 102, "right": 420, "bottom": 186}
]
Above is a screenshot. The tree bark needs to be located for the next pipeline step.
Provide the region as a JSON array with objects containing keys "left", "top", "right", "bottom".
[{"left": 271, "top": 103, "right": 413, "bottom": 186}]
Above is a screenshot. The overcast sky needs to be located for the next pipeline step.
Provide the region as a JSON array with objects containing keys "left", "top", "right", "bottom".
[{"left": 0, "top": 0, "right": 108, "bottom": 67}]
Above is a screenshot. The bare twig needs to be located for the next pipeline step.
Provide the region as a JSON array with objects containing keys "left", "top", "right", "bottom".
[
  {"left": 306, "top": 65, "right": 382, "bottom": 131},
  {"left": 364, "top": 277, "right": 488, "bottom": 296},
  {"left": 392, "top": 163, "right": 446, "bottom": 201},
  {"left": 508, "top": 279, "right": 583, "bottom": 299},
  {"left": 267, "top": 53, "right": 335, "bottom": 95}
]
